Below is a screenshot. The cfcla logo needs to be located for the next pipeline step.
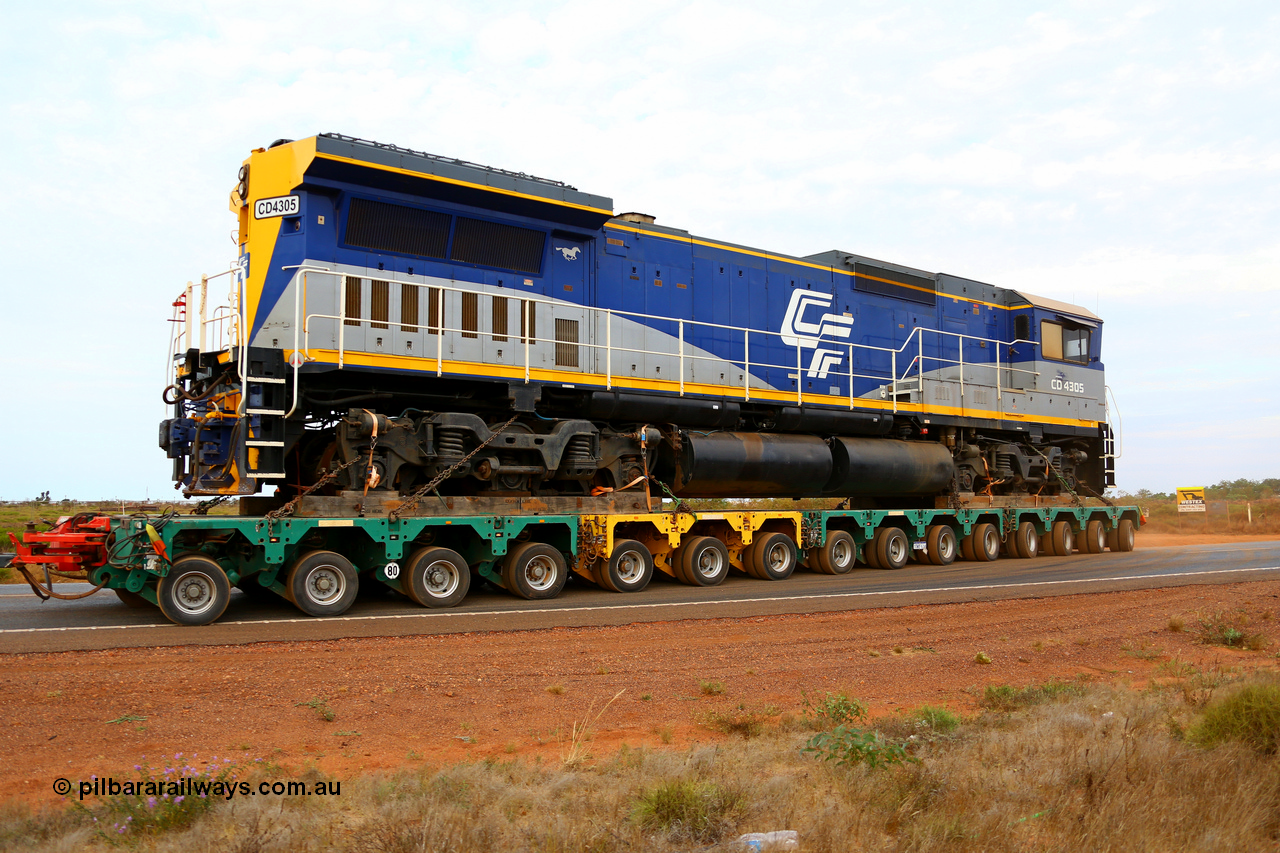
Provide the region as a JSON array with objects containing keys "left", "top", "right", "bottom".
[
  {"left": 556, "top": 246, "right": 581, "bottom": 261},
  {"left": 779, "top": 291, "right": 854, "bottom": 379}
]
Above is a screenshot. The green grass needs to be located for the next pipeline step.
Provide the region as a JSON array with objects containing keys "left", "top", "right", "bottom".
[
  {"left": 980, "top": 678, "right": 1088, "bottom": 712},
  {"left": 1189, "top": 680, "right": 1280, "bottom": 754},
  {"left": 631, "top": 779, "right": 744, "bottom": 843}
]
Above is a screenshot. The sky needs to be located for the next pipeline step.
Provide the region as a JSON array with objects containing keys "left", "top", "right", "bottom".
[{"left": 1, "top": 1, "right": 1277, "bottom": 500}]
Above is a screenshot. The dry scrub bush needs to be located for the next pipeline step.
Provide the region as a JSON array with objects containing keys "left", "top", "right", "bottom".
[{"left": 8, "top": 682, "right": 1280, "bottom": 852}]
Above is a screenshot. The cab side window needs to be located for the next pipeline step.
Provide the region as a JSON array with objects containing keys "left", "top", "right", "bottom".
[{"left": 1040, "top": 320, "right": 1090, "bottom": 364}]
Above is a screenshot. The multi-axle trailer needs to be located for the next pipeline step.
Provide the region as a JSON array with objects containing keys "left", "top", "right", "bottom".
[{"left": 10, "top": 497, "right": 1143, "bottom": 626}]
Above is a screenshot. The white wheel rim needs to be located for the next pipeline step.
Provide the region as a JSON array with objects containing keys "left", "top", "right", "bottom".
[
  {"left": 694, "top": 546, "right": 723, "bottom": 580},
  {"left": 983, "top": 530, "right": 1000, "bottom": 557},
  {"left": 616, "top": 550, "right": 645, "bottom": 584},
  {"left": 523, "top": 555, "right": 558, "bottom": 591},
  {"left": 887, "top": 535, "right": 906, "bottom": 564},
  {"left": 939, "top": 532, "right": 955, "bottom": 560},
  {"left": 304, "top": 565, "right": 346, "bottom": 605},
  {"left": 422, "top": 559, "right": 460, "bottom": 597},
  {"left": 831, "top": 539, "right": 852, "bottom": 569},
  {"left": 171, "top": 571, "right": 216, "bottom": 616},
  {"left": 765, "top": 542, "right": 790, "bottom": 573}
]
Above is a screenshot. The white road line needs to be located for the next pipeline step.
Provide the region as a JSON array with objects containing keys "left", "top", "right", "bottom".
[{"left": 2, "top": 566, "right": 1278, "bottom": 636}]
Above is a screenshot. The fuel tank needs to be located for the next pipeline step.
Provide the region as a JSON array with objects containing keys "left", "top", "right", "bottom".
[
  {"left": 823, "top": 437, "right": 955, "bottom": 496},
  {"left": 657, "top": 431, "right": 955, "bottom": 498},
  {"left": 659, "top": 432, "right": 832, "bottom": 497}
]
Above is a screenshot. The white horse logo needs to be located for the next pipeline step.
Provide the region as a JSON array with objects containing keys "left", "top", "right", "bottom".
[{"left": 556, "top": 246, "right": 581, "bottom": 261}]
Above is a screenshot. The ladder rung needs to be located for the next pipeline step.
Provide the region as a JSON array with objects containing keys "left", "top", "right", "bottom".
[
  {"left": 245, "top": 408, "right": 287, "bottom": 416},
  {"left": 246, "top": 440, "right": 285, "bottom": 447},
  {"left": 247, "top": 376, "right": 287, "bottom": 384}
]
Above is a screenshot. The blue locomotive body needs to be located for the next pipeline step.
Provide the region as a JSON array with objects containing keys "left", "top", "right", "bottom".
[{"left": 163, "top": 134, "right": 1113, "bottom": 503}]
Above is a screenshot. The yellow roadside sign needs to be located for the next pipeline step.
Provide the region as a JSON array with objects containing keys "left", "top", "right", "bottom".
[{"left": 1176, "top": 487, "right": 1206, "bottom": 513}]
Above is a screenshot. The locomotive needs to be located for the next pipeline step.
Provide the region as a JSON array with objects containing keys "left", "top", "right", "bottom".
[{"left": 162, "top": 134, "right": 1116, "bottom": 507}]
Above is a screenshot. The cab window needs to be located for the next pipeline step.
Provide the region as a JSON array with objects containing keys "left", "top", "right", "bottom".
[{"left": 1039, "top": 320, "right": 1090, "bottom": 364}]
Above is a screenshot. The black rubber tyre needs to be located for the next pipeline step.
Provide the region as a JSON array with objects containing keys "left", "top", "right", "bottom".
[
  {"left": 969, "top": 523, "right": 1001, "bottom": 562},
  {"left": 114, "top": 588, "right": 152, "bottom": 608},
  {"left": 157, "top": 555, "right": 231, "bottom": 626},
  {"left": 403, "top": 546, "right": 471, "bottom": 607},
  {"left": 748, "top": 532, "right": 797, "bottom": 581},
  {"left": 925, "top": 525, "right": 958, "bottom": 566},
  {"left": 1083, "top": 519, "right": 1107, "bottom": 554},
  {"left": 1047, "top": 520, "right": 1075, "bottom": 557},
  {"left": 678, "top": 536, "right": 730, "bottom": 587},
  {"left": 501, "top": 542, "right": 568, "bottom": 600},
  {"left": 862, "top": 534, "right": 883, "bottom": 568},
  {"left": 286, "top": 550, "right": 359, "bottom": 617},
  {"left": 597, "top": 539, "right": 654, "bottom": 593},
  {"left": 1011, "top": 521, "right": 1039, "bottom": 559},
  {"left": 811, "top": 530, "right": 856, "bottom": 574},
  {"left": 874, "top": 527, "right": 910, "bottom": 570},
  {"left": 1113, "top": 518, "right": 1136, "bottom": 552}
]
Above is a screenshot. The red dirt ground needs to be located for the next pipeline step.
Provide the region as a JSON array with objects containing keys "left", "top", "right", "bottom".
[{"left": 2, "top": 535, "right": 1279, "bottom": 808}]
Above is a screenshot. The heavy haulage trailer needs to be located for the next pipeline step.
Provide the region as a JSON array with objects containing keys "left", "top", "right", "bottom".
[
  {"left": 9, "top": 499, "right": 1143, "bottom": 626},
  {"left": 9, "top": 132, "right": 1146, "bottom": 624}
]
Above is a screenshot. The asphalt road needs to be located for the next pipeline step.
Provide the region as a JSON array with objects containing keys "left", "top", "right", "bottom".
[{"left": 2, "top": 541, "right": 1278, "bottom": 653}]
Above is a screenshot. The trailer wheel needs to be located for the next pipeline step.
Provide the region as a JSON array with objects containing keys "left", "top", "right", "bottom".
[
  {"left": 113, "top": 589, "right": 151, "bottom": 608},
  {"left": 287, "top": 550, "right": 359, "bottom": 617},
  {"left": 1046, "top": 521, "right": 1075, "bottom": 557},
  {"left": 677, "top": 536, "right": 730, "bottom": 587},
  {"left": 1083, "top": 519, "right": 1106, "bottom": 554},
  {"left": 597, "top": 540, "right": 653, "bottom": 593},
  {"left": 748, "top": 532, "right": 797, "bottom": 581},
  {"left": 404, "top": 547, "right": 471, "bottom": 607},
  {"left": 925, "top": 525, "right": 958, "bottom": 565},
  {"left": 811, "top": 530, "right": 856, "bottom": 574},
  {"left": 1010, "top": 522, "right": 1039, "bottom": 559},
  {"left": 157, "top": 555, "right": 231, "bottom": 626},
  {"left": 969, "top": 523, "right": 1001, "bottom": 562},
  {"left": 1111, "top": 519, "right": 1136, "bottom": 552},
  {"left": 502, "top": 542, "right": 567, "bottom": 600},
  {"left": 874, "top": 527, "right": 910, "bottom": 570}
]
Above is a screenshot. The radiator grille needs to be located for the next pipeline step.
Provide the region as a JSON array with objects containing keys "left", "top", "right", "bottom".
[
  {"left": 555, "top": 318, "right": 579, "bottom": 367},
  {"left": 344, "top": 197, "right": 450, "bottom": 258},
  {"left": 853, "top": 262, "right": 937, "bottom": 307},
  {"left": 450, "top": 217, "right": 545, "bottom": 274}
]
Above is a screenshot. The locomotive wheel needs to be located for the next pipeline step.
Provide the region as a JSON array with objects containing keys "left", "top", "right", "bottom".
[
  {"left": 157, "top": 555, "right": 231, "bottom": 626},
  {"left": 925, "top": 525, "right": 958, "bottom": 566},
  {"left": 597, "top": 539, "right": 653, "bottom": 593},
  {"left": 403, "top": 546, "right": 471, "bottom": 607},
  {"left": 749, "top": 532, "right": 797, "bottom": 581},
  {"left": 286, "top": 550, "right": 359, "bottom": 617},
  {"left": 113, "top": 588, "right": 151, "bottom": 608},
  {"left": 1109, "top": 519, "right": 1136, "bottom": 552},
  {"left": 1047, "top": 521, "right": 1075, "bottom": 557},
  {"left": 969, "top": 523, "right": 1001, "bottom": 562},
  {"left": 678, "top": 536, "right": 730, "bottom": 587},
  {"left": 1083, "top": 519, "right": 1107, "bottom": 554},
  {"left": 1010, "top": 522, "right": 1039, "bottom": 559},
  {"left": 874, "top": 527, "right": 910, "bottom": 570},
  {"left": 502, "top": 542, "right": 568, "bottom": 600},
  {"left": 811, "top": 530, "right": 856, "bottom": 574}
]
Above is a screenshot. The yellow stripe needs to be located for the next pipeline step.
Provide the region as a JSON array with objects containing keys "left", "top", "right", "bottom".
[
  {"left": 295, "top": 350, "right": 1101, "bottom": 430},
  {"left": 313, "top": 152, "right": 614, "bottom": 217},
  {"left": 606, "top": 223, "right": 1015, "bottom": 311}
]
